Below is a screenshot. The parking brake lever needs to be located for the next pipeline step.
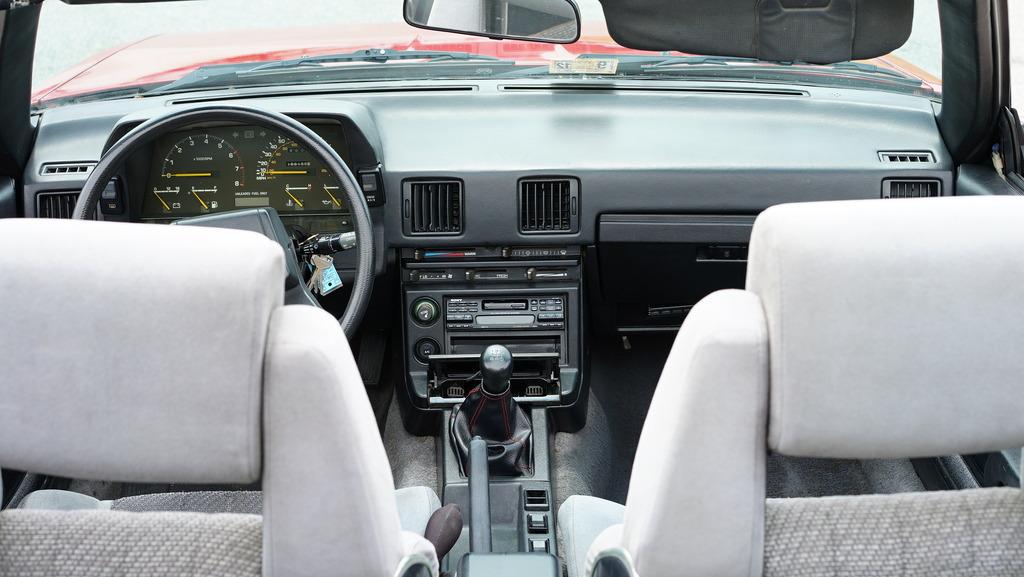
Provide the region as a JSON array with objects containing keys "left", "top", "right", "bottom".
[{"left": 469, "top": 436, "right": 492, "bottom": 553}]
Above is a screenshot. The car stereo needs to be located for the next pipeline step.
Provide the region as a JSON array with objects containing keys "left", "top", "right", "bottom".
[{"left": 445, "top": 296, "right": 565, "bottom": 331}]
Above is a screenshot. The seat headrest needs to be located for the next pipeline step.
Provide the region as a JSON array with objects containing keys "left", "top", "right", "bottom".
[
  {"left": 747, "top": 197, "right": 1024, "bottom": 458},
  {"left": 0, "top": 219, "right": 284, "bottom": 483}
]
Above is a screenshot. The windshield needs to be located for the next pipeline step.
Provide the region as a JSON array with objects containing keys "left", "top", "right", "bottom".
[{"left": 32, "top": 0, "right": 943, "bottom": 108}]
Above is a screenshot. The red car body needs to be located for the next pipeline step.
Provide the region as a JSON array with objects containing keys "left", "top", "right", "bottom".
[{"left": 32, "top": 22, "right": 941, "bottom": 105}]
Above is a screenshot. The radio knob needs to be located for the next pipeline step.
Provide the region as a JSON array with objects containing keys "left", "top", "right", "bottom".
[
  {"left": 412, "top": 298, "right": 439, "bottom": 325},
  {"left": 526, "top": 267, "right": 537, "bottom": 281}
]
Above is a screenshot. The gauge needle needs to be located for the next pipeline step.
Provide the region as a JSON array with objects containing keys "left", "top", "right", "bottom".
[
  {"left": 191, "top": 191, "right": 209, "bottom": 210},
  {"left": 153, "top": 191, "right": 171, "bottom": 211},
  {"left": 286, "top": 191, "right": 304, "bottom": 208},
  {"left": 166, "top": 172, "right": 213, "bottom": 178},
  {"left": 323, "top": 186, "right": 341, "bottom": 208},
  {"left": 267, "top": 170, "right": 309, "bottom": 176}
]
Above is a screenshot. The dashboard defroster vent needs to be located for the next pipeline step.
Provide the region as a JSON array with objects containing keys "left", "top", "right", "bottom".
[
  {"left": 882, "top": 179, "right": 941, "bottom": 199},
  {"left": 40, "top": 162, "right": 96, "bottom": 176},
  {"left": 405, "top": 180, "right": 463, "bottom": 235},
  {"left": 36, "top": 191, "right": 80, "bottom": 219},
  {"left": 519, "top": 178, "right": 579, "bottom": 234},
  {"left": 878, "top": 151, "right": 935, "bottom": 164}
]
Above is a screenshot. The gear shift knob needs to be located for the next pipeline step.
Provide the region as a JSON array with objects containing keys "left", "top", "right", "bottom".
[{"left": 480, "top": 344, "right": 513, "bottom": 395}]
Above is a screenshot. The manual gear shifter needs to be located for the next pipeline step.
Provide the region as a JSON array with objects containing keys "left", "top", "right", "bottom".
[{"left": 451, "top": 345, "right": 532, "bottom": 476}]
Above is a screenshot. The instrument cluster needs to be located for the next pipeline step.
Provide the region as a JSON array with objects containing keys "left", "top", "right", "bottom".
[{"left": 142, "top": 123, "right": 352, "bottom": 220}]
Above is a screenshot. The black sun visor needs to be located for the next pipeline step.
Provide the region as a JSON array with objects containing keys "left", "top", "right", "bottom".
[{"left": 598, "top": 0, "right": 914, "bottom": 64}]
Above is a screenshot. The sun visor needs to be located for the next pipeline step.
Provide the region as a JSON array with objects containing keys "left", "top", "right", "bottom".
[{"left": 598, "top": 0, "right": 914, "bottom": 64}]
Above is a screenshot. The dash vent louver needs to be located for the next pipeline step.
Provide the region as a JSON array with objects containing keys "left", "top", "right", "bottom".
[
  {"left": 40, "top": 162, "right": 96, "bottom": 176},
  {"left": 878, "top": 151, "right": 935, "bottom": 164},
  {"left": 36, "top": 191, "right": 80, "bottom": 218},
  {"left": 882, "top": 179, "right": 941, "bottom": 199},
  {"left": 519, "top": 178, "right": 578, "bottom": 234},
  {"left": 405, "top": 180, "right": 463, "bottom": 235}
]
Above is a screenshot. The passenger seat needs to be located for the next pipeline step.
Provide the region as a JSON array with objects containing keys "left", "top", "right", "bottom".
[{"left": 560, "top": 197, "right": 1024, "bottom": 577}]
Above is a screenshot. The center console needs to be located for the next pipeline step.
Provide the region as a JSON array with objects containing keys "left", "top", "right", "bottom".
[
  {"left": 401, "top": 246, "right": 583, "bottom": 410},
  {"left": 399, "top": 246, "right": 585, "bottom": 573}
]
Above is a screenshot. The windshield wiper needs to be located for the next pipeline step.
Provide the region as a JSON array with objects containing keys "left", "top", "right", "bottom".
[
  {"left": 247, "top": 48, "right": 502, "bottom": 72},
  {"left": 824, "top": 61, "right": 918, "bottom": 81},
  {"left": 145, "top": 49, "right": 509, "bottom": 96},
  {"left": 567, "top": 54, "right": 759, "bottom": 75},
  {"left": 563, "top": 54, "right": 920, "bottom": 84},
  {"left": 641, "top": 56, "right": 920, "bottom": 83}
]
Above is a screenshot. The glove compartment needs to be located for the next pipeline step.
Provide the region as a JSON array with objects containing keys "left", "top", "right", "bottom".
[{"left": 594, "top": 214, "right": 755, "bottom": 333}]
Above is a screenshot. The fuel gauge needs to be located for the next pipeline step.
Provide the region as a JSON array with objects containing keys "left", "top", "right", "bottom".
[{"left": 190, "top": 186, "right": 219, "bottom": 212}]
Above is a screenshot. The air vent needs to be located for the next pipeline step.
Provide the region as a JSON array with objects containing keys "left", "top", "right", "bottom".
[
  {"left": 882, "top": 179, "right": 941, "bottom": 199},
  {"left": 878, "top": 151, "right": 935, "bottom": 164},
  {"left": 36, "top": 191, "right": 80, "bottom": 218},
  {"left": 40, "top": 162, "right": 95, "bottom": 176},
  {"left": 519, "top": 178, "right": 579, "bottom": 234},
  {"left": 404, "top": 180, "right": 463, "bottom": 235}
]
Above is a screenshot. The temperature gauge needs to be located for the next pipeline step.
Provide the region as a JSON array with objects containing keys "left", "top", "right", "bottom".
[{"left": 284, "top": 184, "right": 308, "bottom": 210}]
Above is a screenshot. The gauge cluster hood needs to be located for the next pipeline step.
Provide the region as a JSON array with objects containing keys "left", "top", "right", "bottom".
[{"left": 598, "top": 0, "right": 914, "bottom": 64}]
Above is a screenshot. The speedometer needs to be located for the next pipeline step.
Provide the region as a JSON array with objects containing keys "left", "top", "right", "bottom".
[
  {"left": 153, "top": 133, "right": 243, "bottom": 215},
  {"left": 257, "top": 136, "right": 345, "bottom": 213}
]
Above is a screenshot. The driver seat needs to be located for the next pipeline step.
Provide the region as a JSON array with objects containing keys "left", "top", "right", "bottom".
[{"left": 0, "top": 218, "right": 438, "bottom": 577}]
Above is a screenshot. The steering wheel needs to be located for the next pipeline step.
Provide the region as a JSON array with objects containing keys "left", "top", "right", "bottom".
[{"left": 73, "top": 105, "right": 375, "bottom": 339}]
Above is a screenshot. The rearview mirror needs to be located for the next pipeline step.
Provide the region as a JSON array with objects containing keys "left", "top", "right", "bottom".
[{"left": 404, "top": 0, "right": 581, "bottom": 44}]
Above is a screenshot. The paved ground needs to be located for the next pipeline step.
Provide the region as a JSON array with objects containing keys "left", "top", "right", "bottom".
[{"left": 30, "top": 0, "right": 1022, "bottom": 103}]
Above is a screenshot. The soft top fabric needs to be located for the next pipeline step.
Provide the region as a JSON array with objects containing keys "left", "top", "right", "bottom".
[
  {"left": 0, "top": 219, "right": 284, "bottom": 483},
  {"left": 747, "top": 196, "right": 1024, "bottom": 458},
  {"left": 598, "top": 0, "right": 913, "bottom": 64}
]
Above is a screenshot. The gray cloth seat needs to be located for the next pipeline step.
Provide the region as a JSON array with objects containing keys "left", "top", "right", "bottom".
[
  {"left": 0, "top": 219, "right": 438, "bottom": 577},
  {"left": 19, "top": 487, "right": 442, "bottom": 537},
  {"left": 559, "top": 197, "right": 1024, "bottom": 577}
]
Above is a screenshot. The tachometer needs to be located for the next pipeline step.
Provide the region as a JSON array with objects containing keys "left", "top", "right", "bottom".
[{"left": 156, "top": 133, "right": 243, "bottom": 214}]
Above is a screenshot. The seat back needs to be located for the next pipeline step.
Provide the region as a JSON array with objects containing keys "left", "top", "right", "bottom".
[
  {"left": 0, "top": 219, "right": 425, "bottom": 577},
  {"left": 748, "top": 197, "right": 1024, "bottom": 459},
  {"left": 608, "top": 197, "right": 1024, "bottom": 577},
  {"left": 0, "top": 219, "right": 278, "bottom": 483}
]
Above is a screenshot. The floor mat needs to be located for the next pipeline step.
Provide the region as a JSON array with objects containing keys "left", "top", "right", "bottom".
[
  {"left": 383, "top": 393, "right": 439, "bottom": 495},
  {"left": 552, "top": 335, "right": 666, "bottom": 510}
]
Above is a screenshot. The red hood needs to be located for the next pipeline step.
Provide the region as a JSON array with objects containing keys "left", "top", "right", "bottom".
[{"left": 32, "top": 22, "right": 940, "bottom": 105}]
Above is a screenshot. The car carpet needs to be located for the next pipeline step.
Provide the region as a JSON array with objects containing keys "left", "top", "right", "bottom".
[{"left": 382, "top": 393, "right": 440, "bottom": 496}]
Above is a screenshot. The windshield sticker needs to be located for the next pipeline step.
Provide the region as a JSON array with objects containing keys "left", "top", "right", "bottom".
[{"left": 549, "top": 59, "right": 619, "bottom": 75}]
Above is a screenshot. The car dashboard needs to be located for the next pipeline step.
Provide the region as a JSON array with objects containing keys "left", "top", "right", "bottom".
[{"left": 22, "top": 78, "right": 954, "bottom": 433}]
